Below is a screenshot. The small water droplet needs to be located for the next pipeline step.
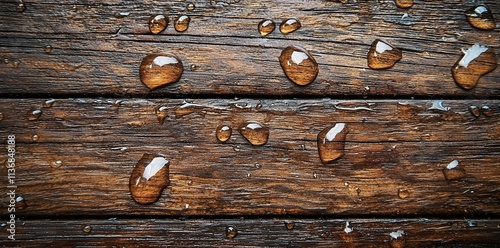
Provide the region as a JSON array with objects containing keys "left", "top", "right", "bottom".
[
  {"left": 233, "top": 145, "right": 241, "bottom": 152},
  {"left": 469, "top": 105, "right": 481, "bottom": 117},
  {"left": 43, "top": 98, "right": 55, "bottom": 108},
  {"left": 254, "top": 163, "right": 261, "bottom": 169},
  {"left": 313, "top": 172, "right": 318, "bottom": 179},
  {"left": 216, "top": 125, "right": 232, "bottom": 142},
  {"left": 258, "top": 19, "right": 276, "bottom": 37},
  {"left": 129, "top": 153, "right": 170, "bottom": 204},
  {"left": 398, "top": 189, "right": 409, "bottom": 199},
  {"left": 13, "top": 61, "right": 20, "bottom": 68},
  {"left": 442, "top": 160, "right": 466, "bottom": 180},
  {"left": 395, "top": 0, "right": 413, "bottom": 8},
  {"left": 187, "top": 180, "right": 193, "bottom": 185},
  {"left": 26, "top": 109, "right": 42, "bottom": 121},
  {"left": 31, "top": 134, "right": 39, "bottom": 141},
  {"left": 16, "top": 196, "right": 27, "bottom": 210},
  {"left": 481, "top": 105, "right": 493, "bottom": 117},
  {"left": 0, "top": 113, "right": 4, "bottom": 122},
  {"left": 279, "top": 46, "right": 319, "bottom": 86},
  {"left": 285, "top": 221, "right": 295, "bottom": 230},
  {"left": 4, "top": 59, "right": 9, "bottom": 64},
  {"left": 149, "top": 14, "right": 168, "bottom": 34},
  {"left": 225, "top": 226, "right": 238, "bottom": 239},
  {"left": 317, "top": 123, "right": 349, "bottom": 164},
  {"left": 452, "top": 44, "right": 497, "bottom": 90},
  {"left": 186, "top": 3, "right": 196, "bottom": 11},
  {"left": 82, "top": 225, "right": 92, "bottom": 233},
  {"left": 51, "top": 160, "right": 63, "bottom": 168},
  {"left": 174, "top": 15, "right": 190, "bottom": 32},
  {"left": 255, "top": 102, "right": 263, "bottom": 110},
  {"left": 44, "top": 45, "right": 53, "bottom": 54},
  {"left": 139, "top": 53, "right": 184, "bottom": 90},
  {"left": 367, "top": 39, "right": 402, "bottom": 69},
  {"left": 17, "top": 3, "right": 26, "bottom": 12},
  {"left": 279, "top": 18, "right": 301, "bottom": 34},
  {"left": 155, "top": 106, "right": 168, "bottom": 125},
  {"left": 238, "top": 122, "right": 269, "bottom": 146},
  {"left": 189, "top": 64, "right": 197, "bottom": 71},
  {"left": 467, "top": 220, "right": 477, "bottom": 227},
  {"left": 465, "top": 5, "right": 496, "bottom": 30}
]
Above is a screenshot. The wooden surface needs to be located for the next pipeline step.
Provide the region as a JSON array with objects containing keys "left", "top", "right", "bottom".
[{"left": 0, "top": 0, "right": 499, "bottom": 246}]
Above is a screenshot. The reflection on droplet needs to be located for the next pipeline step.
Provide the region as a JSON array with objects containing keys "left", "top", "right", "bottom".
[
  {"left": 17, "top": 3, "right": 26, "bottom": 12},
  {"left": 32, "top": 134, "right": 40, "bottom": 141},
  {"left": 465, "top": 5, "right": 496, "bottom": 30},
  {"left": 26, "top": 109, "right": 42, "bottom": 121},
  {"left": 280, "top": 18, "right": 301, "bottom": 34},
  {"left": 238, "top": 122, "right": 269, "bottom": 146},
  {"left": 51, "top": 160, "right": 63, "bottom": 168},
  {"left": 389, "top": 230, "right": 406, "bottom": 248},
  {"left": 149, "top": 14, "right": 168, "bottom": 34},
  {"left": 442, "top": 160, "right": 466, "bottom": 180},
  {"left": 155, "top": 106, "right": 168, "bottom": 125},
  {"left": 279, "top": 46, "right": 319, "bottom": 86},
  {"left": 186, "top": 3, "right": 196, "bottom": 11},
  {"left": 258, "top": 19, "right": 275, "bottom": 37},
  {"left": 452, "top": 44, "right": 497, "bottom": 90},
  {"left": 469, "top": 105, "right": 480, "bottom": 117},
  {"left": 82, "top": 225, "right": 92, "bottom": 233},
  {"left": 174, "top": 15, "right": 190, "bottom": 32},
  {"left": 71, "top": 6, "right": 78, "bottom": 12},
  {"left": 285, "top": 221, "right": 295, "bottom": 230},
  {"left": 13, "top": 61, "right": 20, "bottom": 68},
  {"left": 367, "top": 39, "right": 402, "bottom": 69},
  {"left": 43, "top": 98, "right": 55, "bottom": 108},
  {"left": 225, "top": 226, "right": 238, "bottom": 239},
  {"left": 317, "top": 123, "right": 349, "bottom": 164},
  {"left": 481, "top": 105, "right": 493, "bottom": 117},
  {"left": 129, "top": 153, "right": 170, "bottom": 204},
  {"left": 189, "top": 64, "right": 197, "bottom": 71},
  {"left": 16, "top": 196, "right": 27, "bottom": 210},
  {"left": 44, "top": 45, "right": 53, "bottom": 54},
  {"left": 398, "top": 189, "right": 409, "bottom": 199},
  {"left": 216, "top": 125, "right": 232, "bottom": 142},
  {"left": 395, "top": 0, "right": 413, "bottom": 9},
  {"left": 139, "top": 53, "right": 184, "bottom": 90}
]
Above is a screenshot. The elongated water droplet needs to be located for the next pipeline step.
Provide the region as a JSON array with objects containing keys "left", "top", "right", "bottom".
[
  {"left": 186, "top": 3, "right": 195, "bottom": 11},
  {"left": 16, "top": 196, "right": 27, "bottom": 210},
  {"left": 452, "top": 44, "right": 497, "bottom": 90},
  {"left": 174, "top": 15, "right": 190, "bottom": 32},
  {"left": 442, "top": 160, "right": 466, "bottom": 180},
  {"left": 82, "top": 225, "right": 92, "bottom": 233},
  {"left": 258, "top": 19, "right": 275, "bottom": 37},
  {"left": 44, "top": 45, "right": 53, "bottom": 54},
  {"left": 279, "top": 46, "right": 319, "bottom": 86},
  {"left": 238, "top": 122, "right": 269, "bottom": 146},
  {"left": 129, "top": 153, "right": 170, "bottom": 204},
  {"left": 43, "top": 98, "right": 55, "bottom": 108},
  {"left": 398, "top": 189, "right": 409, "bottom": 199},
  {"left": 155, "top": 106, "right": 168, "bottom": 125},
  {"left": 139, "top": 53, "right": 184, "bottom": 90},
  {"left": 395, "top": 0, "right": 413, "bottom": 9},
  {"left": 280, "top": 18, "right": 301, "bottom": 34},
  {"left": 317, "top": 123, "right": 349, "bottom": 164},
  {"left": 367, "top": 39, "right": 402, "bottom": 69},
  {"left": 17, "top": 3, "right": 26, "bottom": 12},
  {"left": 481, "top": 105, "right": 493, "bottom": 117},
  {"left": 469, "top": 105, "right": 480, "bottom": 117},
  {"left": 149, "top": 14, "right": 168, "bottom": 34},
  {"left": 216, "top": 125, "right": 232, "bottom": 142},
  {"left": 465, "top": 5, "right": 496, "bottom": 30},
  {"left": 26, "top": 109, "right": 42, "bottom": 121},
  {"left": 225, "top": 226, "right": 238, "bottom": 239}
]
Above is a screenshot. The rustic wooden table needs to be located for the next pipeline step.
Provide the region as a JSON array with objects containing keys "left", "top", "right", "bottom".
[{"left": 1, "top": 0, "right": 499, "bottom": 246}]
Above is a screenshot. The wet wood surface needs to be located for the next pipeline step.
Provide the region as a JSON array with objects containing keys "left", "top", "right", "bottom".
[{"left": 0, "top": 0, "right": 499, "bottom": 246}]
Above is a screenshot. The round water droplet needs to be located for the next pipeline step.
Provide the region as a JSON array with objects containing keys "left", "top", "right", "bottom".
[
  {"left": 398, "top": 189, "right": 409, "bottom": 199},
  {"left": 189, "top": 64, "right": 197, "bottom": 71},
  {"left": 71, "top": 6, "right": 78, "bottom": 12},
  {"left": 187, "top": 180, "right": 193, "bottom": 185},
  {"left": 155, "top": 106, "right": 169, "bottom": 125},
  {"left": 139, "top": 53, "right": 184, "bottom": 90},
  {"left": 367, "top": 39, "right": 402, "bottom": 69},
  {"left": 16, "top": 196, "right": 28, "bottom": 210},
  {"left": 225, "top": 226, "right": 238, "bottom": 239},
  {"left": 279, "top": 46, "right": 319, "bottom": 86},
  {"left": 43, "top": 98, "right": 55, "bottom": 108},
  {"left": 186, "top": 3, "right": 196, "bottom": 11},
  {"left": 481, "top": 105, "right": 493, "bottom": 117},
  {"left": 317, "top": 123, "right": 349, "bottom": 164},
  {"left": 452, "top": 44, "right": 497, "bottom": 90},
  {"left": 465, "top": 5, "right": 496, "bottom": 30},
  {"left": 51, "top": 160, "right": 63, "bottom": 168},
  {"left": 258, "top": 19, "right": 275, "bottom": 37},
  {"left": 13, "top": 61, "right": 20, "bottom": 68},
  {"left": 216, "top": 125, "right": 232, "bottom": 142},
  {"left": 395, "top": 0, "right": 413, "bottom": 8},
  {"left": 44, "top": 45, "right": 53, "bottom": 54},
  {"left": 82, "top": 225, "right": 92, "bottom": 233},
  {"left": 4, "top": 59, "right": 9, "bottom": 64},
  {"left": 129, "top": 153, "right": 170, "bottom": 204},
  {"left": 26, "top": 109, "right": 42, "bottom": 121},
  {"left": 285, "top": 221, "right": 295, "bottom": 230},
  {"left": 280, "top": 18, "right": 301, "bottom": 34},
  {"left": 149, "top": 14, "right": 168, "bottom": 34},
  {"left": 174, "top": 15, "right": 190, "bottom": 32},
  {"left": 238, "top": 122, "right": 269, "bottom": 146},
  {"left": 17, "top": 3, "right": 26, "bottom": 12},
  {"left": 32, "top": 134, "right": 40, "bottom": 141},
  {"left": 469, "top": 105, "right": 480, "bottom": 117}
]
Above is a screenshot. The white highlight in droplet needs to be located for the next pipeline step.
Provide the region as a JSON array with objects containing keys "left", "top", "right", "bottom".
[
  {"left": 458, "top": 44, "right": 489, "bottom": 68},
  {"left": 325, "top": 123, "right": 346, "bottom": 142},
  {"left": 375, "top": 40, "right": 393, "bottom": 54},
  {"left": 390, "top": 230, "right": 405, "bottom": 239},
  {"left": 143, "top": 157, "right": 169, "bottom": 180},
  {"left": 153, "top": 56, "right": 179, "bottom": 66},
  {"left": 291, "top": 51, "right": 309, "bottom": 65},
  {"left": 447, "top": 160, "right": 459, "bottom": 169},
  {"left": 344, "top": 221, "right": 353, "bottom": 234}
]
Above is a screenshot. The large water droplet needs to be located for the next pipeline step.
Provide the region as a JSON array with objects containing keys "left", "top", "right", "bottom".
[
  {"left": 186, "top": 3, "right": 196, "bottom": 11},
  {"left": 279, "top": 46, "right": 319, "bottom": 86},
  {"left": 174, "top": 15, "right": 190, "bottom": 32},
  {"left": 481, "top": 105, "right": 493, "bottom": 117},
  {"left": 155, "top": 106, "right": 168, "bottom": 125},
  {"left": 16, "top": 196, "right": 27, "bottom": 210},
  {"left": 469, "top": 105, "right": 480, "bottom": 117},
  {"left": 238, "top": 122, "right": 269, "bottom": 146},
  {"left": 216, "top": 125, "right": 232, "bottom": 142},
  {"left": 451, "top": 44, "right": 497, "bottom": 90},
  {"left": 149, "top": 14, "right": 168, "bottom": 34},
  {"left": 280, "top": 18, "right": 301, "bottom": 34},
  {"left": 44, "top": 45, "right": 53, "bottom": 54},
  {"left": 442, "top": 160, "right": 466, "bottom": 180},
  {"left": 17, "top": 3, "right": 26, "bottom": 12},
  {"left": 26, "top": 109, "right": 42, "bottom": 121},
  {"left": 465, "top": 5, "right": 496, "bottom": 30},
  {"left": 395, "top": 0, "right": 413, "bottom": 8},
  {"left": 317, "top": 123, "right": 349, "bottom": 164},
  {"left": 129, "top": 153, "right": 170, "bottom": 204},
  {"left": 139, "top": 53, "right": 184, "bottom": 90},
  {"left": 225, "top": 226, "right": 238, "bottom": 239},
  {"left": 258, "top": 19, "right": 275, "bottom": 37},
  {"left": 367, "top": 39, "right": 402, "bottom": 69}
]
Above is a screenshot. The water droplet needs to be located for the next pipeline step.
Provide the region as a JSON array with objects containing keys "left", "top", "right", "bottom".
[
  {"left": 233, "top": 145, "right": 241, "bottom": 152},
  {"left": 452, "top": 44, "right": 497, "bottom": 90},
  {"left": 469, "top": 105, "right": 480, "bottom": 117},
  {"left": 51, "top": 160, "right": 63, "bottom": 168},
  {"left": 285, "top": 221, "right": 295, "bottom": 230},
  {"left": 467, "top": 220, "right": 477, "bottom": 227},
  {"left": 225, "top": 226, "right": 238, "bottom": 239},
  {"left": 317, "top": 123, "right": 349, "bottom": 164},
  {"left": 43, "top": 98, "right": 55, "bottom": 108},
  {"left": 279, "top": 46, "right": 319, "bottom": 86},
  {"left": 279, "top": 18, "right": 301, "bottom": 34},
  {"left": 82, "top": 225, "right": 92, "bottom": 233},
  {"left": 389, "top": 230, "right": 406, "bottom": 248},
  {"left": 129, "top": 154, "right": 170, "bottom": 204},
  {"left": 189, "top": 64, "right": 197, "bottom": 71},
  {"left": 16, "top": 196, "right": 27, "bottom": 210},
  {"left": 17, "top": 3, "right": 26, "bottom": 12},
  {"left": 139, "top": 53, "right": 184, "bottom": 90},
  {"left": 13, "top": 61, "right": 20, "bottom": 68},
  {"left": 442, "top": 160, "right": 466, "bottom": 180},
  {"left": 255, "top": 102, "right": 263, "bottom": 110},
  {"left": 238, "top": 122, "right": 269, "bottom": 146},
  {"left": 174, "top": 15, "right": 190, "bottom": 32},
  {"left": 44, "top": 45, "right": 53, "bottom": 54},
  {"left": 254, "top": 163, "right": 261, "bottom": 169},
  {"left": 4, "top": 59, "right": 9, "bottom": 64},
  {"left": 186, "top": 3, "right": 196, "bottom": 11},
  {"left": 31, "top": 134, "right": 39, "bottom": 141},
  {"left": 398, "top": 189, "right": 409, "bottom": 199},
  {"left": 26, "top": 109, "right": 42, "bottom": 121},
  {"left": 216, "top": 125, "right": 232, "bottom": 142},
  {"left": 367, "top": 39, "right": 402, "bottom": 69},
  {"left": 258, "top": 19, "right": 276, "bottom": 37},
  {"left": 395, "top": 0, "right": 413, "bottom": 8},
  {"left": 149, "top": 14, "right": 168, "bottom": 34},
  {"left": 465, "top": 5, "right": 496, "bottom": 30},
  {"left": 155, "top": 106, "right": 169, "bottom": 125},
  {"left": 71, "top": 6, "right": 78, "bottom": 12},
  {"left": 481, "top": 105, "right": 493, "bottom": 117},
  {"left": 0, "top": 113, "right": 4, "bottom": 122},
  {"left": 187, "top": 180, "right": 193, "bottom": 185}
]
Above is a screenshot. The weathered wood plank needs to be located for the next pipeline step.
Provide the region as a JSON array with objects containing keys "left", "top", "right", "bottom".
[
  {"left": 0, "top": 99, "right": 498, "bottom": 216},
  {"left": 0, "top": 0, "right": 498, "bottom": 96},
  {"left": 1, "top": 218, "right": 499, "bottom": 247}
]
